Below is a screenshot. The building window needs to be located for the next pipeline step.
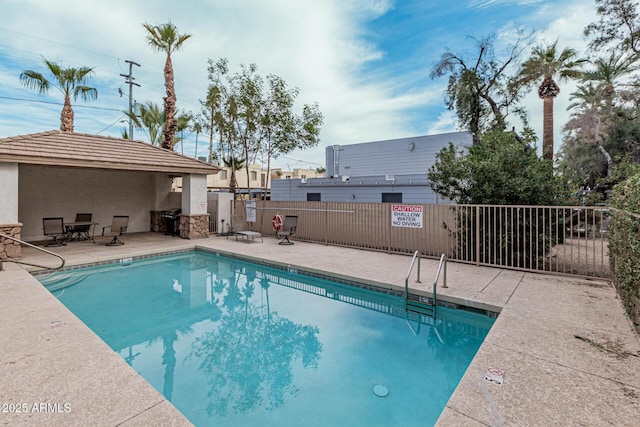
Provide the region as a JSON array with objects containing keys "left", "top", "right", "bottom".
[
  {"left": 382, "top": 193, "right": 402, "bottom": 203},
  {"left": 219, "top": 170, "right": 228, "bottom": 180},
  {"left": 307, "top": 193, "right": 321, "bottom": 201},
  {"left": 261, "top": 173, "right": 266, "bottom": 187},
  {"left": 301, "top": 174, "right": 307, "bottom": 179},
  {"left": 250, "top": 171, "right": 257, "bottom": 181}
]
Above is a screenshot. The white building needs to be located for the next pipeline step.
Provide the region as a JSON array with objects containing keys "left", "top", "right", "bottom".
[{"left": 271, "top": 132, "right": 474, "bottom": 203}]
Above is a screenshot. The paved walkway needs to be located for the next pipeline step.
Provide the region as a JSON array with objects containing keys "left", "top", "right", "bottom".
[{"left": 1, "top": 232, "right": 638, "bottom": 426}]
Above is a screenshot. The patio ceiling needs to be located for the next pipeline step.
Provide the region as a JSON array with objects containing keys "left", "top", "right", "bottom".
[{"left": 0, "top": 130, "right": 220, "bottom": 175}]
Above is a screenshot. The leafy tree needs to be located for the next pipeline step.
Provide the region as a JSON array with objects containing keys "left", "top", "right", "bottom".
[
  {"left": 428, "top": 131, "right": 567, "bottom": 205},
  {"left": 201, "top": 58, "right": 323, "bottom": 199},
  {"left": 584, "top": 0, "right": 640, "bottom": 54},
  {"left": 565, "top": 84, "right": 616, "bottom": 179},
  {"left": 557, "top": 136, "right": 607, "bottom": 190},
  {"left": 234, "top": 64, "right": 264, "bottom": 196},
  {"left": 20, "top": 57, "right": 98, "bottom": 132},
  {"left": 203, "top": 59, "right": 243, "bottom": 197},
  {"left": 260, "top": 75, "right": 323, "bottom": 195},
  {"left": 518, "top": 41, "right": 587, "bottom": 159},
  {"left": 430, "top": 31, "right": 533, "bottom": 135},
  {"left": 559, "top": 50, "right": 639, "bottom": 193},
  {"left": 428, "top": 131, "right": 570, "bottom": 268},
  {"left": 143, "top": 22, "right": 191, "bottom": 150}
]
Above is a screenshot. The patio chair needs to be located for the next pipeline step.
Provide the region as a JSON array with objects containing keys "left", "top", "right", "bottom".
[
  {"left": 277, "top": 215, "right": 298, "bottom": 245},
  {"left": 225, "top": 206, "right": 247, "bottom": 239},
  {"left": 43, "top": 217, "right": 67, "bottom": 247},
  {"left": 102, "top": 215, "right": 129, "bottom": 246},
  {"left": 67, "top": 213, "right": 92, "bottom": 241}
]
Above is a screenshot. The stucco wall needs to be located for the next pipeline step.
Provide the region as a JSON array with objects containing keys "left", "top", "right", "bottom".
[
  {"left": 271, "top": 175, "right": 448, "bottom": 204},
  {"left": 19, "top": 165, "right": 169, "bottom": 241},
  {"left": 0, "top": 162, "right": 19, "bottom": 223},
  {"left": 326, "top": 132, "right": 473, "bottom": 178},
  {"left": 207, "top": 192, "right": 233, "bottom": 233}
]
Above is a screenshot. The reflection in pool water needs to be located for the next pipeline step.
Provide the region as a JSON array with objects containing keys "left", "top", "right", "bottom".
[{"left": 40, "top": 250, "right": 495, "bottom": 427}]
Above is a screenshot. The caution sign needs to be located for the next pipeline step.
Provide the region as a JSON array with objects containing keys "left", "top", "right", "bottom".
[{"left": 391, "top": 205, "right": 423, "bottom": 228}]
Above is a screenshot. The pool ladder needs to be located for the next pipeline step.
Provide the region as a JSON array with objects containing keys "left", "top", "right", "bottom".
[
  {"left": 404, "top": 251, "right": 447, "bottom": 320},
  {"left": 0, "top": 232, "right": 66, "bottom": 271}
]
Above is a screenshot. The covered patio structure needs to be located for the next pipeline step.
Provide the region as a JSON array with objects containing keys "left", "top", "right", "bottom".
[{"left": 0, "top": 130, "right": 220, "bottom": 259}]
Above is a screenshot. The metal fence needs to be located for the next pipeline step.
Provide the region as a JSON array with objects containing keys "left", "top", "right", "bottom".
[
  {"left": 208, "top": 211, "right": 218, "bottom": 234},
  {"left": 230, "top": 201, "right": 610, "bottom": 279}
]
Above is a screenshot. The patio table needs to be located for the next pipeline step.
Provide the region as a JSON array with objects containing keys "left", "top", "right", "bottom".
[{"left": 64, "top": 221, "right": 98, "bottom": 243}]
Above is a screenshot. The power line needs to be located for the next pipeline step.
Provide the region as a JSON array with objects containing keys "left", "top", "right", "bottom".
[
  {"left": 0, "top": 27, "right": 121, "bottom": 61},
  {"left": 279, "top": 155, "right": 324, "bottom": 167},
  {"left": 96, "top": 114, "right": 128, "bottom": 134},
  {"left": 0, "top": 95, "right": 121, "bottom": 112}
]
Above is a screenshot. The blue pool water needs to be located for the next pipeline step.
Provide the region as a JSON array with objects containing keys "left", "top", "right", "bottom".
[{"left": 38, "top": 250, "right": 495, "bottom": 427}]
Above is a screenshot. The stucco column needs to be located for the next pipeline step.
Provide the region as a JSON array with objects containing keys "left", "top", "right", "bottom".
[
  {"left": 0, "top": 163, "right": 22, "bottom": 259},
  {"left": 179, "top": 174, "right": 209, "bottom": 239}
]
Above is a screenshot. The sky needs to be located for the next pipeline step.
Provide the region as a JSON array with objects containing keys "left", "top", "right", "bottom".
[{"left": 0, "top": 0, "right": 597, "bottom": 170}]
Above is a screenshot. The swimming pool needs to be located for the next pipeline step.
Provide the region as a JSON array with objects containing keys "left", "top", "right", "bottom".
[{"left": 37, "top": 250, "right": 496, "bottom": 426}]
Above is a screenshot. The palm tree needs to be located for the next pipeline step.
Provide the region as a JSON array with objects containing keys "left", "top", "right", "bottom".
[
  {"left": 20, "top": 57, "right": 98, "bottom": 132},
  {"left": 191, "top": 116, "right": 204, "bottom": 160},
  {"left": 519, "top": 41, "right": 587, "bottom": 159},
  {"left": 202, "top": 85, "right": 224, "bottom": 163},
  {"left": 582, "top": 51, "right": 638, "bottom": 103},
  {"left": 566, "top": 83, "right": 614, "bottom": 178},
  {"left": 223, "top": 156, "right": 245, "bottom": 197},
  {"left": 175, "top": 111, "right": 192, "bottom": 155},
  {"left": 125, "top": 101, "right": 165, "bottom": 145},
  {"left": 143, "top": 22, "right": 191, "bottom": 150}
]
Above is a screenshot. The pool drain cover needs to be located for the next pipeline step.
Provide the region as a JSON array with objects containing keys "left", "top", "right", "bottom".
[{"left": 373, "top": 384, "right": 389, "bottom": 397}]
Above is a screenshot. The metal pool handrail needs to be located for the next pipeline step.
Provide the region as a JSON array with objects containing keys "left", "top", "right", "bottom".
[
  {"left": 432, "top": 254, "right": 448, "bottom": 319},
  {"left": 404, "top": 251, "right": 447, "bottom": 315},
  {"left": 0, "top": 233, "right": 65, "bottom": 271},
  {"left": 403, "top": 250, "right": 422, "bottom": 305}
]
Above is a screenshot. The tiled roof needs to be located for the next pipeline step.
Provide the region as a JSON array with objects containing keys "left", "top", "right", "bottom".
[{"left": 0, "top": 130, "right": 220, "bottom": 175}]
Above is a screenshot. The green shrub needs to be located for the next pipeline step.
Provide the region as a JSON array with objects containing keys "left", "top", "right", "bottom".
[{"left": 608, "top": 172, "right": 640, "bottom": 331}]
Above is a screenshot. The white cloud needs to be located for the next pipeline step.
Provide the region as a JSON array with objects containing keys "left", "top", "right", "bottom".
[
  {"left": 0, "top": 0, "right": 599, "bottom": 169},
  {"left": 1, "top": 0, "right": 440, "bottom": 168},
  {"left": 426, "top": 111, "right": 458, "bottom": 135},
  {"left": 469, "top": 0, "right": 543, "bottom": 10}
]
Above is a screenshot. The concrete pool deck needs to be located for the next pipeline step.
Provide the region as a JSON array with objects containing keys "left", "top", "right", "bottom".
[{"left": 1, "top": 232, "right": 639, "bottom": 426}]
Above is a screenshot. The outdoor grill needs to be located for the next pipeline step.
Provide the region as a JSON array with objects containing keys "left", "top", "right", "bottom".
[{"left": 162, "top": 208, "right": 182, "bottom": 236}]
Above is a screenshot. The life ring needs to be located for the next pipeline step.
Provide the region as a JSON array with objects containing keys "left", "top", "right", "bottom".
[{"left": 272, "top": 214, "right": 283, "bottom": 231}]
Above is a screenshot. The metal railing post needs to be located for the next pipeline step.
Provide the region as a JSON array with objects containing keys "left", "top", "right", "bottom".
[
  {"left": 0, "top": 233, "right": 65, "bottom": 270},
  {"left": 476, "top": 205, "right": 480, "bottom": 266}
]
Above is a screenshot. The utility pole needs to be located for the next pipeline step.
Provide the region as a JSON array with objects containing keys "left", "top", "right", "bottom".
[{"left": 120, "top": 60, "right": 140, "bottom": 139}]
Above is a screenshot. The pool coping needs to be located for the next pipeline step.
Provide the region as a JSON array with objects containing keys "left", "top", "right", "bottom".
[
  {"left": 34, "top": 246, "right": 502, "bottom": 318},
  {"left": 3, "top": 233, "right": 639, "bottom": 426}
]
